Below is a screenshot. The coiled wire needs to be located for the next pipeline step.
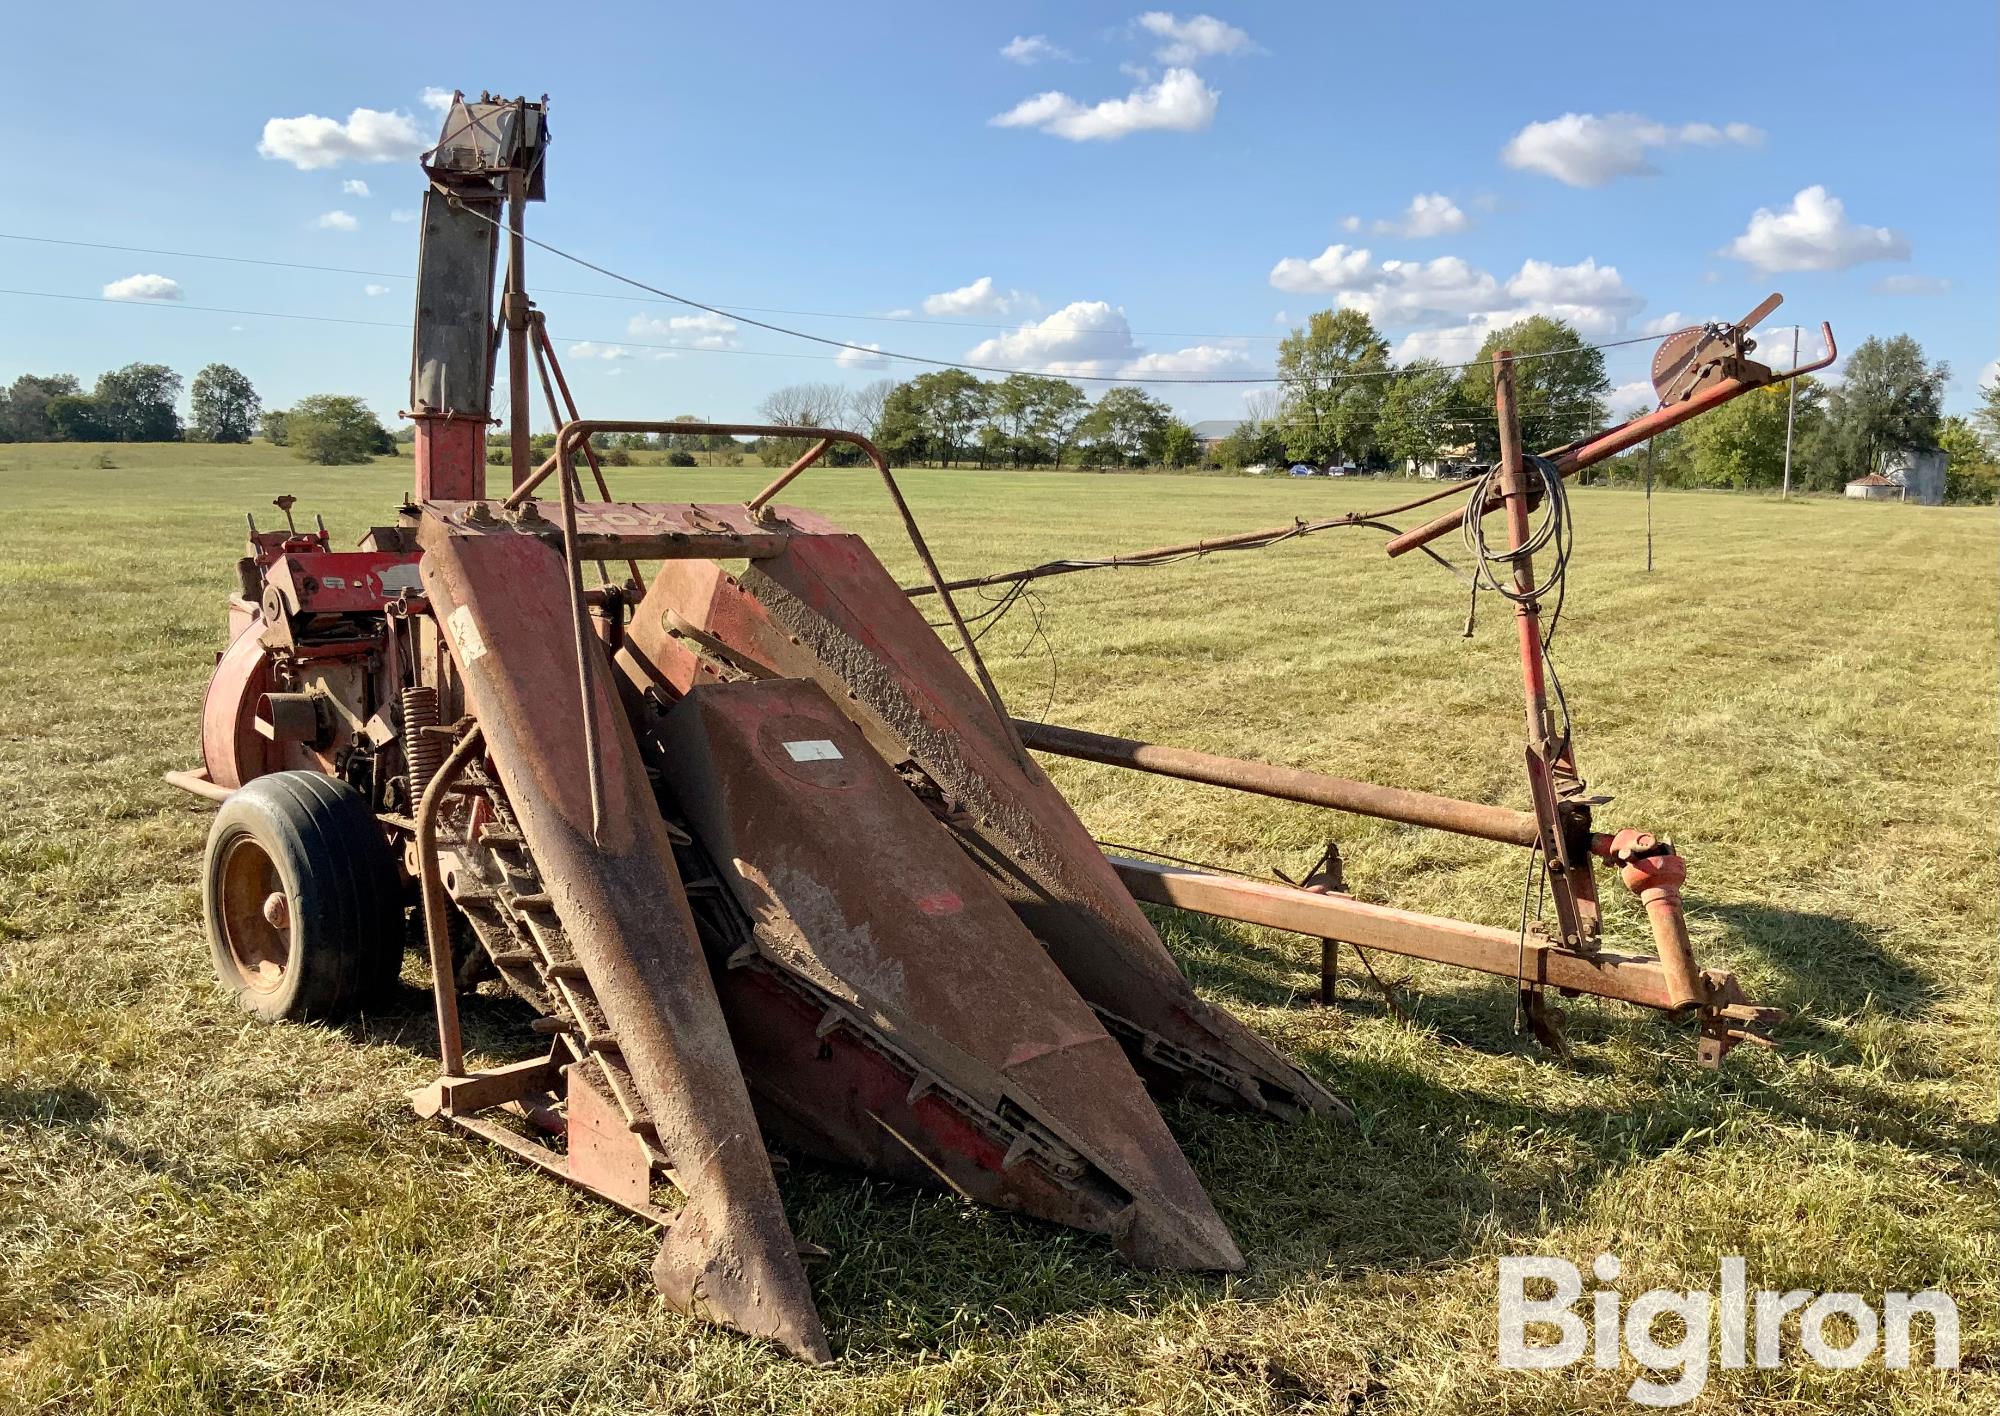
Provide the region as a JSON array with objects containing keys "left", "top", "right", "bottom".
[{"left": 1460, "top": 452, "right": 1576, "bottom": 753}]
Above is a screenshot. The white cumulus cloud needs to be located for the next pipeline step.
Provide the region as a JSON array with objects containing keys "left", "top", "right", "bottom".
[
  {"left": 1754, "top": 325, "right": 1823, "bottom": 372},
  {"left": 921, "top": 276, "right": 1024, "bottom": 317},
  {"left": 1001, "top": 34, "right": 1070, "bottom": 64},
  {"left": 1723, "top": 186, "right": 1910, "bottom": 272},
  {"left": 628, "top": 310, "right": 739, "bottom": 349},
  {"left": 341, "top": 178, "right": 371, "bottom": 197},
  {"left": 258, "top": 106, "right": 428, "bottom": 170},
  {"left": 567, "top": 341, "right": 633, "bottom": 361},
  {"left": 835, "top": 342, "right": 888, "bottom": 370},
  {"left": 102, "top": 273, "right": 182, "bottom": 302},
  {"left": 1269, "top": 243, "right": 1379, "bottom": 295},
  {"left": 1501, "top": 112, "right": 1762, "bottom": 187},
  {"left": 1609, "top": 379, "right": 1657, "bottom": 414},
  {"left": 1269, "top": 241, "right": 1651, "bottom": 364},
  {"left": 1136, "top": 12, "right": 1255, "bottom": 64},
  {"left": 315, "top": 210, "right": 359, "bottom": 231},
  {"left": 390, "top": 208, "right": 417, "bottom": 223},
  {"left": 1373, "top": 193, "right": 1468, "bottom": 238},
  {"left": 963, "top": 299, "right": 1248, "bottom": 379},
  {"left": 966, "top": 301, "right": 1139, "bottom": 377},
  {"left": 1121, "top": 343, "right": 1252, "bottom": 377},
  {"left": 1351, "top": 256, "right": 1506, "bottom": 326},
  {"left": 363, "top": 283, "right": 391, "bottom": 296},
  {"left": 991, "top": 67, "right": 1217, "bottom": 141},
  {"left": 1641, "top": 310, "right": 1688, "bottom": 336},
  {"left": 1504, "top": 256, "right": 1645, "bottom": 329},
  {"left": 420, "top": 87, "right": 456, "bottom": 115}
]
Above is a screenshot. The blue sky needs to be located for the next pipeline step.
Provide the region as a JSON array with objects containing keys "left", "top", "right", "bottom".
[{"left": 5, "top": 2, "right": 1994, "bottom": 430}]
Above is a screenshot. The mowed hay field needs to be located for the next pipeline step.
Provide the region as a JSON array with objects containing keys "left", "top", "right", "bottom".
[{"left": 1, "top": 440, "right": 1996, "bottom": 1415}]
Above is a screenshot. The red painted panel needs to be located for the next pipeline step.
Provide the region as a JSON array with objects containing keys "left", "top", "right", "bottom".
[
  {"left": 413, "top": 416, "right": 485, "bottom": 502},
  {"left": 266, "top": 552, "right": 426, "bottom": 615}
]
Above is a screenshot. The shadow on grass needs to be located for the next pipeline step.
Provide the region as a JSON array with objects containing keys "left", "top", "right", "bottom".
[
  {"left": 342, "top": 976, "right": 550, "bottom": 1064},
  {"left": 289, "top": 912, "right": 1975, "bottom": 1365},
  {"left": 1698, "top": 898, "right": 1940, "bottom": 1018},
  {"left": 0, "top": 1082, "right": 106, "bottom": 1128}
]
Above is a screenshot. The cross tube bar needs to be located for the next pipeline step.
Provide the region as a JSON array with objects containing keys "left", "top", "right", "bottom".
[
  {"left": 1108, "top": 855, "right": 1684, "bottom": 1011},
  {"left": 1013, "top": 718, "right": 1539, "bottom": 847}
]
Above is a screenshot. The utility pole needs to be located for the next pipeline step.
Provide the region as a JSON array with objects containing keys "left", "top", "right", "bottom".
[
  {"left": 1780, "top": 326, "right": 1800, "bottom": 499},
  {"left": 1644, "top": 436, "right": 1655, "bottom": 572}
]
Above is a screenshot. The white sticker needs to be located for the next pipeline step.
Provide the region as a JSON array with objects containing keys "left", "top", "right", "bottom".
[
  {"left": 447, "top": 603, "right": 488, "bottom": 663},
  {"left": 378, "top": 564, "right": 424, "bottom": 596},
  {"left": 783, "top": 739, "right": 842, "bottom": 762}
]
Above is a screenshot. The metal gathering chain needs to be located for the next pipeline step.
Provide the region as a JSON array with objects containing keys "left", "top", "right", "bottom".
[{"left": 441, "top": 771, "right": 670, "bottom": 1169}]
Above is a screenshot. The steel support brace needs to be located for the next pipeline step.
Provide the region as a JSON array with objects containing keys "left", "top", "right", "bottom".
[{"left": 1107, "top": 854, "right": 1684, "bottom": 1011}]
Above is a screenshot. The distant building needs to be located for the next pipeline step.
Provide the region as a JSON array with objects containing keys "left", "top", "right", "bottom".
[
  {"left": 1410, "top": 443, "right": 1478, "bottom": 479},
  {"left": 1844, "top": 472, "right": 1903, "bottom": 500},
  {"left": 1190, "top": 419, "right": 1245, "bottom": 450},
  {"left": 1880, "top": 446, "right": 1946, "bottom": 505}
]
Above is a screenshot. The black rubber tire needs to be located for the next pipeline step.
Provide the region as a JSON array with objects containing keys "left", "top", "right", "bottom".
[{"left": 202, "top": 772, "right": 404, "bottom": 1022}]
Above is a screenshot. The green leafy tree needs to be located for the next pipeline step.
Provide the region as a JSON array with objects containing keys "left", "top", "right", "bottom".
[
  {"left": 260, "top": 409, "right": 290, "bottom": 446},
  {"left": 658, "top": 415, "right": 739, "bottom": 454},
  {"left": 1276, "top": 309, "right": 1390, "bottom": 466},
  {"left": 1824, "top": 334, "right": 1948, "bottom": 482},
  {"left": 1376, "top": 359, "right": 1464, "bottom": 470},
  {"left": 755, "top": 382, "right": 847, "bottom": 466},
  {"left": 1, "top": 373, "right": 82, "bottom": 441},
  {"left": 989, "top": 373, "right": 1044, "bottom": 465},
  {"left": 1456, "top": 316, "right": 1608, "bottom": 460},
  {"left": 189, "top": 364, "right": 260, "bottom": 443},
  {"left": 1215, "top": 415, "right": 1285, "bottom": 470},
  {"left": 1080, "top": 386, "right": 1172, "bottom": 466},
  {"left": 975, "top": 422, "right": 1009, "bottom": 468},
  {"left": 988, "top": 372, "right": 1089, "bottom": 467},
  {"left": 1160, "top": 420, "right": 1200, "bottom": 469},
  {"left": 874, "top": 382, "right": 928, "bottom": 465},
  {"left": 903, "top": 369, "right": 991, "bottom": 467},
  {"left": 1976, "top": 376, "right": 2000, "bottom": 452},
  {"left": 1938, "top": 415, "right": 1999, "bottom": 504},
  {"left": 286, "top": 395, "right": 389, "bottom": 465},
  {"left": 1685, "top": 377, "right": 1826, "bottom": 489},
  {"left": 45, "top": 394, "right": 109, "bottom": 442},
  {"left": 1030, "top": 377, "right": 1089, "bottom": 467},
  {"left": 93, "top": 362, "right": 183, "bottom": 441}
]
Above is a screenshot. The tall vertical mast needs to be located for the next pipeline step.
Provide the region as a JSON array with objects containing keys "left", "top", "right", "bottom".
[{"left": 407, "top": 92, "right": 548, "bottom": 503}]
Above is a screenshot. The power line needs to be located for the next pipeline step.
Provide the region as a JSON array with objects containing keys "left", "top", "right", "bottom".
[
  {"left": 0, "top": 282, "right": 1672, "bottom": 398},
  {"left": 0, "top": 229, "right": 1290, "bottom": 342},
  {"left": 437, "top": 197, "right": 1691, "bottom": 386},
  {"left": 0, "top": 288, "right": 406, "bottom": 331},
  {"left": 0, "top": 288, "right": 951, "bottom": 366},
  {"left": 3, "top": 228, "right": 1686, "bottom": 377}
]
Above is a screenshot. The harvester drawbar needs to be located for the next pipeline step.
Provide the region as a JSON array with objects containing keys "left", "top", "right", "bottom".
[{"left": 167, "top": 92, "right": 1829, "bottom": 1360}]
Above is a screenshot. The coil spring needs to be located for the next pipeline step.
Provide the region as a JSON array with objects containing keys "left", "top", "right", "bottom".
[{"left": 401, "top": 685, "right": 443, "bottom": 803}]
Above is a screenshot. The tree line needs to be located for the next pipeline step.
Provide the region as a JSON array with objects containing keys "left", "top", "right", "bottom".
[
  {"left": 730, "top": 311, "right": 1621, "bottom": 475},
  {"left": 742, "top": 310, "right": 1993, "bottom": 503},
  {"left": 5, "top": 315, "right": 1992, "bottom": 498},
  {"left": 749, "top": 372, "right": 1200, "bottom": 470},
  {"left": 1618, "top": 333, "right": 1996, "bottom": 503},
  {"left": 1, "top": 363, "right": 400, "bottom": 465},
  {"left": 1, "top": 363, "right": 260, "bottom": 445}
]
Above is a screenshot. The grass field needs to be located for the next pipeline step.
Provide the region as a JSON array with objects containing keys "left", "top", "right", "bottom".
[{"left": 1, "top": 440, "right": 1995, "bottom": 1414}]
